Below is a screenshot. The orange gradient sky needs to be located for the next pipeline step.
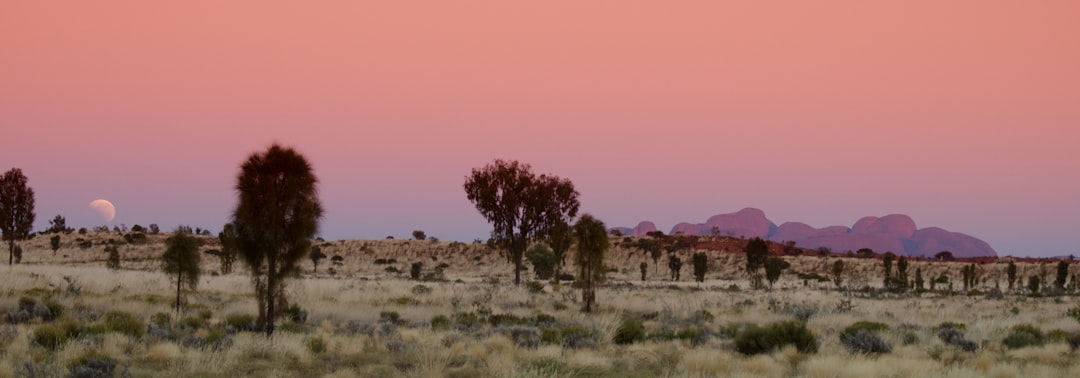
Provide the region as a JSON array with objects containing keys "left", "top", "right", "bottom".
[{"left": 2, "top": 1, "right": 1078, "bottom": 257}]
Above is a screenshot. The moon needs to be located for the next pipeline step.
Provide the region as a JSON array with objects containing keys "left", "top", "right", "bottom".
[{"left": 89, "top": 199, "right": 116, "bottom": 222}]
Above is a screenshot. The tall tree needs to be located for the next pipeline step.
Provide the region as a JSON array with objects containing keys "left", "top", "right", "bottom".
[
  {"left": 764, "top": 256, "right": 787, "bottom": 289},
  {"left": 573, "top": 214, "right": 608, "bottom": 313},
  {"left": 547, "top": 219, "right": 573, "bottom": 282},
  {"left": 745, "top": 237, "right": 768, "bottom": 289},
  {"left": 231, "top": 144, "right": 324, "bottom": 337},
  {"left": 162, "top": 228, "right": 201, "bottom": 312},
  {"left": 217, "top": 223, "right": 238, "bottom": 274},
  {"left": 0, "top": 168, "right": 36, "bottom": 265},
  {"left": 1056, "top": 261, "right": 1070, "bottom": 290},
  {"left": 464, "top": 159, "right": 580, "bottom": 285},
  {"left": 692, "top": 252, "right": 708, "bottom": 283},
  {"left": 1007, "top": 260, "right": 1018, "bottom": 291}
]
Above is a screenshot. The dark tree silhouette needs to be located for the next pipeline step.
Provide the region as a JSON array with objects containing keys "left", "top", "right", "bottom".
[
  {"left": 162, "top": 228, "right": 201, "bottom": 312},
  {"left": 49, "top": 235, "right": 60, "bottom": 255},
  {"left": 310, "top": 245, "right": 327, "bottom": 273},
  {"left": 1056, "top": 261, "right": 1069, "bottom": 290},
  {"left": 668, "top": 255, "right": 683, "bottom": 281},
  {"left": 573, "top": 214, "right": 608, "bottom": 313},
  {"left": 412, "top": 230, "right": 426, "bottom": 241},
  {"left": 231, "top": 144, "right": 324, "bottom": 337},
  {"left": 217, "top": 223, "right": 238, "bottom": 274},
  {"left": 764, "top": 256, "right": 787, "bottom": 289},
  {"left": 692, "top": 252, "right": 708, "bottom": 283},
  {"left": 832, "top": 260, "right": 845, "bottom": 288},
  {"left": 464, "top": 159, "right": 580, "bottom": 285},
  {"left": 0, "top": 168, "right": 36, "bottom": 265},
  {"left": 745, "top": 237, "right": 768, "bottom": 289},
  {"left": 1007, "top": 260, "right": 1017, "bottom": 291},
  {"left": 48, "top": 214, "right": 68, "bottom": 233},
  {"left": 547, "top": 219, "right": 573, "bottom": 282}
]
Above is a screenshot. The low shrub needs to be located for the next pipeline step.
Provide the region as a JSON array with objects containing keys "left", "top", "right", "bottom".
[
  {"left": 33, "top": 325, "right": 68, "bottom": 350},
  {"left": 1003, "top": 324, "right": 1045, "bottom": 349},
  {"left": 840, "top": 321, "right": 889, "bottom": 339},
  {"left": 937, "top": 323, "right": 977, "bottom": 352},
  {"left": 734, "top": 321, "right": 818, "bottom": 355},
  {"left": 489, "top": 313, "right": 525, "bottom": 327},
  {"left": 68, "top": 351, "right": 116, "bottom": 378},
  {"left": 842, "top": 329, "right": 892, "bottom": 354},
  {"left": 103, "top": 311, "right": 145, "bottom": 338},
  {"left": 430, "top": 315, "right": 451, "bottom": 331},
  {"left": 525, "top": 281, "right": 545, "bottom": 294},
  {"left": 379, "top": 311, "right": 403, "bottom": 325},
  {"left": 613, "top": 317, "right": 645, "bottom": 345},
  {"left": 225, "top": 314, "right": 257, "bottom": 332},
  {"left": 559, "top": 326, "right": 596, "bottom": 349},
  {"left": 411, "top": 284, "right": 433, "bottom": 295}
]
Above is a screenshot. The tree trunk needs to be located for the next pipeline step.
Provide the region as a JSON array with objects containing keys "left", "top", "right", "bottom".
[
  {"left": 513, "top": 253, "right": 522, "bottom": 285},
  {"left": 8, "top": 240, "right": 13, "bottom": 265},
  {"left": 175, "top": 272, "right": 182, "bottom": 312},
  {"left": 266, "top": 258, "right": 277, "bottom": 337}
]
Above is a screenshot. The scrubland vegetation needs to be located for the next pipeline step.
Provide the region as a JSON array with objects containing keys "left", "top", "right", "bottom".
[{"left": 4, "top": 232, "right": 1080, "bottom": 377}]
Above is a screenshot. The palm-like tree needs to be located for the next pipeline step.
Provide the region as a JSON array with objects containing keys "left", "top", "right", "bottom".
[
  {"left": 574, "top": 214, "right": 609, "bottom": 313},
  {"left": 231, "top": 144, "right": 323, "bottom": 337}
]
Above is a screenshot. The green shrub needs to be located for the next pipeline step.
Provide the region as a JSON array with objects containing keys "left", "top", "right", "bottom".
[
  {"left": 735, "top": 321, "right": 818, "bottom": 355},
  {"left": 677, "top": 327, "right": 705, "bottom": 345},
  {"left": 182, "top": 315, "right": 207, "bottom": 329},
  {"left": 525, "top": 281, "right": 545, "bottom": 294},
  {"left": 430, "top": 315, "right": 451, "bottom": 331},
  {"left": 1003, "top": 324, "right": 1045, "bottom": 349},
  {"left": 283, "top": 304, "right": 307, "bottom": 324},
  {"left": 33, "top": 325, "right": 68, "bottom": 350},
  {"left": 411, "top": 285, "right": 433, "bottom": 295},
  {"left": 1047, "top": 329, "right": 1072, "bottom": 343},
  {"left": 540, "top": 328, "right": 561, "bottom": 344},
  {"left": 150, "top": 312, "right": 172, "bottom": 328},
  {"left": 559, "top": 326, "right": 596, "bottom": 348},
  {"left": 307, "top": 336, "right": 327, "bottom": 354},
  {"left": 225, "top": 314, "right": 256, "bottom": 332},
  {"left": 379, "top": 311, "right": 402, "bottom": 325},
  {"left": 613, "top": 317, "right": 645, "bottom": 345},
  {"left": 103, "top": 311, "right": 144, "bottom": 338},
  {"left": 840, "top": 321, "right": 889, "bottom": 340},
  {"left": 68, "top": 351, "right": 116, "bottom": 378},
  {"left": 489, "top": 313, "right": 525, "bottom": 327},
  {"left": 42, "top": 298, "right": 64, "bottom": 321},
  {"left": 453, "top": 312, "right": 480, "bottom": 330}
]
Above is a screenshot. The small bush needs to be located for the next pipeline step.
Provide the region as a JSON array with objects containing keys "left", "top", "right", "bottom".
[
  {"left": 42, "top": 298, "right": 64, "bottom": 321},
  {"left": 489, "top": 313, "right": 524, "bottom": 327},
  {"left": 103, "top": 311, "right": 144, "bottom": 338},
  {"left": 68, "top": 351, "right": 116, "bottom": 378},
  {"left": 525, "top": 281, "right": 545, "bottom": 294},
  {"left": 284, "top": 304, "right": 308, "bottom": 324},
  {"left": 734, "top": 321, "right": 818, "bottom": 355},
  {"left": 842, "top": 329, "right": 892, "bottom": 354},
  {"left": 613, "top": 317, "right": 645, "bottom": 345},
  {"left": 559, "top": 326, "right": 596, "bottom": 349},
  {"left": 411, "top": 285, "right": 433, "bottom": 295},
  {"left": 840, "top": 321, "right": 889, "bottom": 339},
  {"left": 1003, "top": 324, "right": 1045, "bottom": 349},
  {"left": 307, "top": 336, "right": 327, "bottom": 354},
  {"left": 182, "top": 316, "right": 206, "bottom": 329},
  {"left": 937, "top": 323, "right": 977, "bottom": 352},
  {"left": 150, "top": 312, "right": 172, "bottom": 328},
  {"left": 225, "top": 314, "right": 256, "bottom": 332},
  {"left": 430, "top": 315, "right": 451, "bottom": 331},
  {"left": 379, "top": 311, "right": 402, "bottom": 325},
  {"left": 33, "top": 325, "right": 68, "bottom": 350}
]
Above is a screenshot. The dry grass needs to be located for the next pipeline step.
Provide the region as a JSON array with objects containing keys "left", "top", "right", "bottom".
[{"left": 2, "top": 234, "right": 1080, "bottom": 377}]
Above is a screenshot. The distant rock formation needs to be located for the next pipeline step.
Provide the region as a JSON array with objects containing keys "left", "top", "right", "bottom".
[{"left": 611, "top": 208, "right": 997, "bottom": 258}]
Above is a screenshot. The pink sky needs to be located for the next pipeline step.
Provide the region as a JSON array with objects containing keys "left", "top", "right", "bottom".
[{"left": 2, "top": 1, "right": 1078, "bottom": 257}]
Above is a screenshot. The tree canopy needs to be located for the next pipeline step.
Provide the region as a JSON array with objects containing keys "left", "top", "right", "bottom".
[
  {"left": 464, "top": 159, "right": 580, "bottom": 285},
  {"left": 231, "top": 144, "right": 324, "bottom": 336}
]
